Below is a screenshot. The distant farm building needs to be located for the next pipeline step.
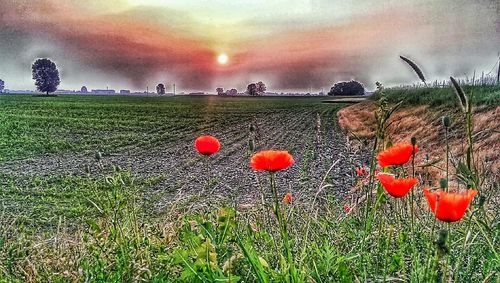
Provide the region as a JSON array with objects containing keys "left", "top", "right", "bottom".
[
  {"left": 92, "top": 89, "right": 115, "bottom": 94},
  {"left": 120, "top": 90, "right": 131, "bottom": 95}
]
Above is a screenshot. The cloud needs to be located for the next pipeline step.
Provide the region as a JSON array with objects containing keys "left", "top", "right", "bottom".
[
  {"left": 0, "top": 0, "right": 498, "bottom": 91},
  {"left": 0, "top": 0, "right": 217, "bottom": 89}
]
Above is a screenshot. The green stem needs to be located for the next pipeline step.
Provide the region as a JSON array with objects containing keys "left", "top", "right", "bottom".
[
  {"left": 466, "top": 111, "right": 474, "bottom": 173},
  {"left": 426, "top": 217, "right": 437, "bottom": 281},
  {"left": 270, "top": 173, "right": 298, "bottom": 282},
  {"left": 445, "top": 128, "right": 449, "bottom": 193},
  {"left": 453, "top": 210, "right": 475, "bottom": 281},
  {"left": 364, "top": 136, "right": 379, "bottom": 229},
  {"left": 206, "top": 156, "right": 211, "bottom": 190},
  {"left": 410, "top": 151, "right": 415, "bottom": 235}
]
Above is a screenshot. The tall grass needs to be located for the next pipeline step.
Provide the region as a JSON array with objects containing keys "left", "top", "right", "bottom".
[{"left": 378, "top": 85, "right": 500, "bottom": 108}]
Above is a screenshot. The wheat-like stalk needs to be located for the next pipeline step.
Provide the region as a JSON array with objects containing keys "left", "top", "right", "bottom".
[
  {"left": 400, "top": 56, "right": 427, "bottom": 86},
  {"left": 450, "top": 76, "right": 468, "bottom": 112}
]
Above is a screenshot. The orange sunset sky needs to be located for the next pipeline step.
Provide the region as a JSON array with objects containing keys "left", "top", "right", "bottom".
[{"left": 0, "top": 0, "right": 499, "bottom": 92}]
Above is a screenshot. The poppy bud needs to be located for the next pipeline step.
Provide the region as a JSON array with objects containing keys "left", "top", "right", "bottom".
[
  {"left": 411, "top": 137, "right": 417, "bottom": 146},
  {"left": 355, "top": 167, "right": 367, "bottom": 177},
  {"left": 95, "top": 151, "right": 102, "bottom": 161},
  {"left": 249, "top": 124, "right": 255, "bottom": 132},
  {"left": 343, "top": 204, "right": 351, "bottom": 213},
  {"left": 248, "top": 138, "right": 255, "bottom": 151},
  {"left": 442, "top": 116, "right": 451, "bottom": 128},
  {"left": 84, "top": 164, "right": 91, "bottom": 174},
  {"left": 439, "top": 178, "right": 448, "bottom": 189},
  {"left": 283, "top": 192, "right": 293, "bottom": 204}
]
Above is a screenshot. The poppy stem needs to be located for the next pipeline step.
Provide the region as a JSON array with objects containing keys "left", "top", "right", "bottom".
[
  {"left": 269, "top": 173, "right": 297, "bottom": 281},
  {"left": 364, "top": 135, "right": 379, "bottom": 227},
  {"left": 253, "top": 171, "right": 269, "bottom": 227},
  {"left": 206, "top": 156, "right": 211, "bottom": 190},
  {"left": 445, "top": 126, "right": 449, "bottom": 193},
  {"left": 410, "top": 151, "right": 416, "bottom": 235}
]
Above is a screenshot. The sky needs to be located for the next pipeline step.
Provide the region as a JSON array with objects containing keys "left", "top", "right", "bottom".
[{"left": 0, "top": 0, "right": 499, "bottom": 92}]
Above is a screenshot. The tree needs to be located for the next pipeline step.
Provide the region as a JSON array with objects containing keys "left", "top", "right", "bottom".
[
  {"left": 327, "top": 80, "right": 364, "bottom": 96},
  {"left": 246, "top": 83, "right": 257, "bottom": 96},
  {"left": 216, "top": 87, "right": 224, "bottom": 95},
  {"left": 81, "top": 86, "right": 88, "bottom": 93},
  {"left": 256, "top": 81, "right": 266, "bottom": 95},
  {"left": 32, "top": 58, "right": 60, "bottom": 95},
  {"left": 0, "top": 79, "right": 4, "bottom": 93},
  {"left": 227, "top": 88, "right": 238, "bottom": 96},
  {"left": 156, "top": 83, "right": 166, "bottom": 95}
]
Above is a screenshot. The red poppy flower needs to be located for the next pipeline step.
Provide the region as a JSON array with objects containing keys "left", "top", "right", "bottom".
[
  {"left": 251, "top": 150, "right": 295, "bottom": 172},
  {"left": 343, "top": 204, "right": 351, "bottom": 213},
  {"left": 195, "top": 135, "right": 220, "bottom": 156},
  {"left": 377, "top": 142, "right": 419, "bottom": 168},
  {"left": 423, "top": 188, "right": 477, "bottom": 223},
  {"left": 355, "top": 167, "right": 368, "bottom": 177},
  {"left": 376, "top": 173, "right": 418, "bottom": 198},
  {"left": 283, "top": 192, "right": 293, "bottom": 204}
]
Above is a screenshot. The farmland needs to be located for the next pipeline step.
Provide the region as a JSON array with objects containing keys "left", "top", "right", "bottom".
[
  {"left": 0, "top": 95, "right": 359, "bottom": 231},
  {"left": 0, "top": 91, "right": 498, "bottom": 282}
]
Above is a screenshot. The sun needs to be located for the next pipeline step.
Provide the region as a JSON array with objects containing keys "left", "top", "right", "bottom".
[{"left": 217, "top": 53, "right": 229, "bottom": 65}]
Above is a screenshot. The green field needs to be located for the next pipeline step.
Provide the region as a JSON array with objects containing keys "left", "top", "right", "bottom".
[
  {"left": 0, "top": 95, "right": 354, "bottom": 231},
  {"left": 0, "top": 95, "right": 342, "bottom": 160}
]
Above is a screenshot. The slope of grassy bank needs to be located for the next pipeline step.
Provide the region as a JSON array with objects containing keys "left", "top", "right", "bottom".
[{"left": 338, "top": 85, "right": 500, "bottom": 175}]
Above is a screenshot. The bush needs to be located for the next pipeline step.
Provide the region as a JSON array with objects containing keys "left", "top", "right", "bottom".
[{"left": 328, "top": 80, "right": 365, "bottom": 96}]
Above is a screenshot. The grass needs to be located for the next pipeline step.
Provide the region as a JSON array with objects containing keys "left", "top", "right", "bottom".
[
  {"left": 0, "top": 170, "right": 145, "bottom": 231},
  {"left": 380, "top": 85, "right": 500, "bottom": 108},
  {"left": 0, "top": 95, "right": 337, "bottom": 161},
  {"left": 0, "top": 92, "right": 498, "bottom": 282}
]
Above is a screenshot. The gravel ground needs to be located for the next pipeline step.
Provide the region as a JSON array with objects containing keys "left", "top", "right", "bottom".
[{"left": 0, "top": 106, "right": 369, "bottom": 214}]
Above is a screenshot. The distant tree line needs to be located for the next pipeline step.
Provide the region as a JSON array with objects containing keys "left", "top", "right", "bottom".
[
  {"left": 327, "top": 80, "right": 365, "bottom": 96},
  {"left": 216, "top": 87, "right": 238, "bottom": 96},
  {"left": 215, "top": 81, "right": 267, "bottom": 96},
  {"left": 247, "top": 81, "right": 266, "bottom": 96},
  {"left": 0, "top": 79, "right": 4, "bottom": 93},
  {"left": 24, "top": 57, "right": 370, "bottom": 97}
]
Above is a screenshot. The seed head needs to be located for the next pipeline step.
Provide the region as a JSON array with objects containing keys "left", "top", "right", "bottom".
[
  {"left": 248, "top": 138, "right": 255, "bottom": 152},
  {"left": 95, "top": 151, "right": 102, "bottom": 161},
  {"left": 442, "top": 116, "right": 451, "bottom": 128},
  {"left": 411, "top": 137, "right": 417, "bottom": 146},
  {"left": 439, "top": 178, "right": 448, "bottom": 189}
]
